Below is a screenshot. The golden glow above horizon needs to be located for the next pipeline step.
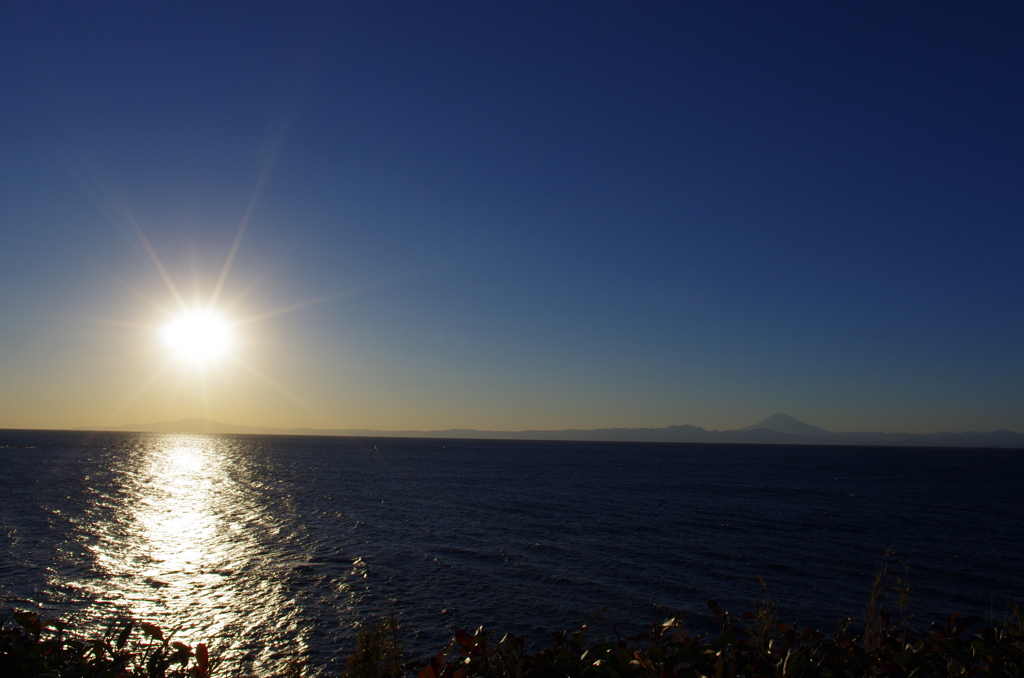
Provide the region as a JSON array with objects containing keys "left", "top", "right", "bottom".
[
  {"left": 160, "top": 310, "right": 233, "bottom": 364},
  {"left": 89, "top": 154, "right": 345, "bottom": 427}
]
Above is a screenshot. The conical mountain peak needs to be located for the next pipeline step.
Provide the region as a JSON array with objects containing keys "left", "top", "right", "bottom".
[{"left": 740, "top": 413, "right": 830, "bottom": 436}]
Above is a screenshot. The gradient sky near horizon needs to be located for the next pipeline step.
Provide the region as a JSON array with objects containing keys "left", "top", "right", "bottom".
[{"left": 2, "top": 2, "right": 1022, "bottom": 434}]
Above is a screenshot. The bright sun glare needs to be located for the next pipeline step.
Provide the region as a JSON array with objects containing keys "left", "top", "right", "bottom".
[{"left": 161, "top": 311, "right": 232, "bottom": 364}]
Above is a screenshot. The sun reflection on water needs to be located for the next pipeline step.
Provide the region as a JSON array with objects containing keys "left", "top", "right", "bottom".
[
  {"left": 83, "top": 435, "right": 309, "bottom": 674},
  {"left": 136, "top": 443, "right": 218, "bottom": 582}
]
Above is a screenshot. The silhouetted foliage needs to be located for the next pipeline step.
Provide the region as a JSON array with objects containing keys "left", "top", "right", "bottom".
[
  {"left": 0, "top": 610, "right": 213, "bottom": 678},
  {"left": 405, "top": 600, "right": 1024, "bottom": 678},
  {"left": 343, "top": 611, "right": 404, "bottom": 678},
  {"left": 6, "top": 589, "right": 1024, "bottom": 677}
]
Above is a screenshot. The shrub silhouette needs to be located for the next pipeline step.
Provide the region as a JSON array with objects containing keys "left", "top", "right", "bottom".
[{"left": 6, "top": 592, "right": 1024, "bottom": 677}]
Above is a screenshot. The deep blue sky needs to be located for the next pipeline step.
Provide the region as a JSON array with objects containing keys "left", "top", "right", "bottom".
[{"left": 2, "top": 2, "right": 1022, "bottom": 433}]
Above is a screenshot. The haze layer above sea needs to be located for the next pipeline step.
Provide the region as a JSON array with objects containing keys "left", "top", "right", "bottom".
[{"left": 77, "top": 412, "right": 1024, "bottom": 448}]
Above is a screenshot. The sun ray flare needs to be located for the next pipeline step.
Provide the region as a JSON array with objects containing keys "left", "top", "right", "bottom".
[
  {"left": 209, "top": 117, "right": 291, "bottom": 310},
  {"left": 227, "top": 353, "right": 328, "bottom": 422},
  {"left": 103, "top": 359, "right": 178, "bottom": 426}
]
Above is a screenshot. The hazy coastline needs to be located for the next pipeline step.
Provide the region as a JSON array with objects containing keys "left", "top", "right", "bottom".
[{"left": 70, "top": 413, "right": 1024, "bottom": 449}]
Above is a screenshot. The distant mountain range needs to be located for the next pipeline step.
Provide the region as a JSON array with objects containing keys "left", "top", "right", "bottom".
[{"left": 79, "top": 413, "right": 1024, "bottom": 448}]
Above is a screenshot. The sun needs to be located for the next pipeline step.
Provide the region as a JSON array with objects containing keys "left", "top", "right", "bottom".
[{"left": 160, "top": 310, "right": 233, "bottom": 364}]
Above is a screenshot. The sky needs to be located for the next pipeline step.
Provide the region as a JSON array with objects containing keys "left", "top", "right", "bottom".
[{"left": 1, "top": 2, "right": 1022, "bottom": 434}]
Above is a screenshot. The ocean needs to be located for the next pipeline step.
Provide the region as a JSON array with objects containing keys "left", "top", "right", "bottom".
[{"left": 1, "top": 430, "right": 1022, "bottom": 675}]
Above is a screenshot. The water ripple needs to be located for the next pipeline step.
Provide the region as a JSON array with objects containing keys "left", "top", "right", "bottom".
[{"left": 2, "top": 432, "right": 1023, "bottom": 675}]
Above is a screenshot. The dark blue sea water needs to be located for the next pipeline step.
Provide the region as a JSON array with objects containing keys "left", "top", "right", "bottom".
[{"left": 1, "top": 430, "right": 1022, "bottom": 675}]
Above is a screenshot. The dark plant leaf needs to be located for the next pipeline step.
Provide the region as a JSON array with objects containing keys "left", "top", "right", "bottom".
[
  {"left": 14, "top": 611, "right": 41, "bottom": 636},
  {"left": 196, "top": 642, "right": 210, "bottom": 678},
  {"left": 117, "top": 621, "right": 134, "bottom": 649},
  {"left": 707, "top": 600, "right": 726, "bottom": 619},
  {"left": 140, "top": 621, "right": 164, "bottom": 641}
]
